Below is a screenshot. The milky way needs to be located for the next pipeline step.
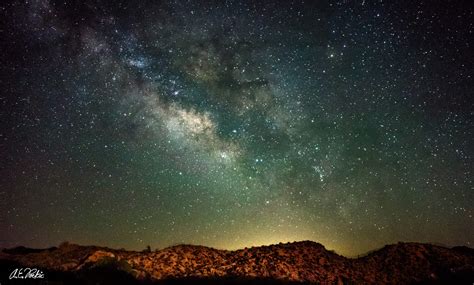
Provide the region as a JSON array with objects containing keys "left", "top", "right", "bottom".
[{"left": 1, "top": 0, "right": 473, "bottom": 256}]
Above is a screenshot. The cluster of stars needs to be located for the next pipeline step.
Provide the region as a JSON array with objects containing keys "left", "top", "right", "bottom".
[{"left": 1, "top": 0, "right": 472, "bottom": 256}]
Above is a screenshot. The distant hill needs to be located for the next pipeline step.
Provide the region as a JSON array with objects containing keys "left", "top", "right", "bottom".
[{"left": 1, "top": 241, "right": 473, "bottom": 284}]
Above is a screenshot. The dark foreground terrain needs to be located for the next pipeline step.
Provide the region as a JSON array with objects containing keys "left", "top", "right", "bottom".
[{"left": 1, "top": 241, "right": 473, "bottom": 285}]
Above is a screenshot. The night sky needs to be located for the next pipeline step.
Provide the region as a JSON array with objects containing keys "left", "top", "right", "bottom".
[{"left": 1, "top": 0, "right": 473, "bottom": 256}]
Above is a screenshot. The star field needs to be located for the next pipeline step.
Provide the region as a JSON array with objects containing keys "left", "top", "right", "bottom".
[{"left": 1, "top": 0, "right": 473, "bottom": 256}]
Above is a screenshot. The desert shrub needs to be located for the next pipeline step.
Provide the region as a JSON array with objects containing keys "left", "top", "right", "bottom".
[
  {"left": 79, "top": 257, "right": 138, "bottom": 285},
  {"left": 142, "top": 245, "right": 152, "bottom": 253}
]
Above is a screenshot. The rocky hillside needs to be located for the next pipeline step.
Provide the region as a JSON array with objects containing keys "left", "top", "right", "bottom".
[{"left": 1, "top": 241, "right": 473, "bottom": 284}]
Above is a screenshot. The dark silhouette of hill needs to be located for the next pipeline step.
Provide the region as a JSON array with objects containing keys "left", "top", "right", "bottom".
[{"left": 0, "top": 241, "right": 473, "bottom": 284}]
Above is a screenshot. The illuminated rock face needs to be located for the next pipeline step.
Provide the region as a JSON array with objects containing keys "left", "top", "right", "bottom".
[{"left": 1, "top": 241, "right": 473, "bottom": 284}]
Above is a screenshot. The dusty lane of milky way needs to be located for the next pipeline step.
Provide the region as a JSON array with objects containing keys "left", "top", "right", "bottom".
[{"left": 1, "top": 0, "right": 472, "bottom": 256}]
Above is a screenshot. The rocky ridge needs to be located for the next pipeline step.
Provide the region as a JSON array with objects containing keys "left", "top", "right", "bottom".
[{"left": 1, "top": 241, "right": 473, "bottom": 284}]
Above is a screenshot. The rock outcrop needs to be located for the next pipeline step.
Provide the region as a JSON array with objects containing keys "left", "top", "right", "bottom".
[{"left": 1, "top": 241, "right": 473, "bottom": 284}]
